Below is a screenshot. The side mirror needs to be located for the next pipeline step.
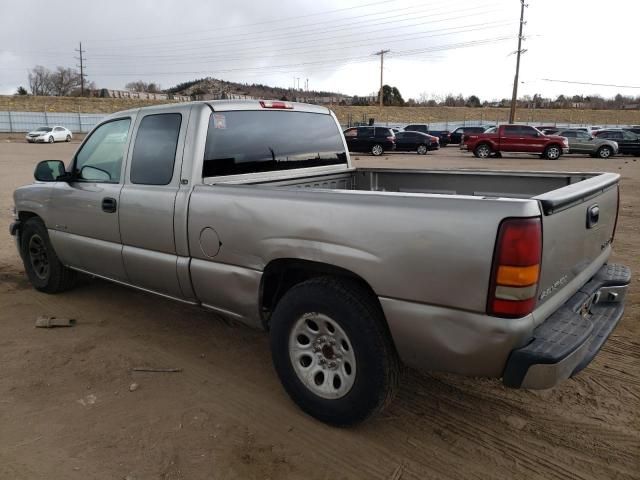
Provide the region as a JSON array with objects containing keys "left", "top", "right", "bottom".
[{"left": 34, "top": 160, "right": 67, "bottom": 182}]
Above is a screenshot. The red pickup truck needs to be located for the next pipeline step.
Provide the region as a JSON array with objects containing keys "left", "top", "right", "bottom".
[{"left": 464, "top": 125, "right": 569, "bottom": 160}]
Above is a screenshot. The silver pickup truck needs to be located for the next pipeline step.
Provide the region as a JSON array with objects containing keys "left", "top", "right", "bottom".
[{"left": 11, "top": 100, "right": 631, "bottom": 426}]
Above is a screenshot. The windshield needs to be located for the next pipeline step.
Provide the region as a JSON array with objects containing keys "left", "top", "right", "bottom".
[
  {"left": 36, "top": 127, "right": 52, "bottom": 132},
  {"left": 203, "top": 110, "right": 347, "bottom": 177}
]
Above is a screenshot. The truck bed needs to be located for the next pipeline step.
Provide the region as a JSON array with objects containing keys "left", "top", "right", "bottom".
[{"left": 246, "top": 167, "right": 599, "bottom": 200}]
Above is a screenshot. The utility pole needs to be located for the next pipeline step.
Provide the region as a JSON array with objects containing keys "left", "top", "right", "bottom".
[
  {"left": 374, "top": 49, "right": 390, "bottom": 110},
  {"left": 75, "top": 41, "right": 87, "bottom": 96},
  {"left": 508, "top": 0, "right": 527, "bottom": 123}
]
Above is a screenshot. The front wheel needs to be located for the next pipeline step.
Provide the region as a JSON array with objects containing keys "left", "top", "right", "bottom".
[
  {"left": 597, "top": 146, "right": 612, "bottom": 159},
  {"left": 20, "top": 218, "right": 76, "bottom": 293},
  {"left": 417, "top": 144, "right": 428, "bottom": 155},
  {"left": 48, "top": 136, "right": 54, "bottom": 143},
  {"left": 270, "top": 277, "right": 399, "bottom": 426},
  {"left": 544, "top": 145, "right": 561, "bottom": 160},
  {"left": 66, "top": 135, "right": 71, "bottom": 142},
  {"left": 371, "top": 144, "right": 384, "bottom": 156}
]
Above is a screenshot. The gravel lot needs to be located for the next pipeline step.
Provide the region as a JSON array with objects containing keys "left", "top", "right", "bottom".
[{"left": 0, "top": 141, "right": 638, "bottom": 480}]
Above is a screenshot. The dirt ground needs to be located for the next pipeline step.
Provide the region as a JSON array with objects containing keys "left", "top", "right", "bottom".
[{"left": 0, "top": 140, "right": 638, "bottom": 480}]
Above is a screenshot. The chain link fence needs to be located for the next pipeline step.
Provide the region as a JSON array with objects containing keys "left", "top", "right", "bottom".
[{"left": 0, "top": 111, "right": 106, "bottom": 133}]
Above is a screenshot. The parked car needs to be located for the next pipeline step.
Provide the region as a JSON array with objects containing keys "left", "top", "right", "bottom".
[
  {"left": 541, "top": 128, "right": 561, "bottom": 135},
  {"left": 427, "top": 129, "right": 451, "bottom": 146},
  {"left": 25, "top": 126, "right": 72, "bottom": 143},
  {"left": 404, "top": 124, "right": 451, "bottom": 146},
  {"left": 593, "top": 129, "right": 640, "bottom": 155},
  {"left": 343, "top": 126, "right": 395, "bottom": 155},
  {"left": 464, "top": 124, "right": 569, "bottom": 159},
  {"left": 450, "top": 126, "right": 487, "bottom": 145},
  {"left": 393, "top": 131, "right": 433, "bottom": 154},
  {"left": 624, "top": 127, "right": 640, "bottom": 135},
  {"left": 557, "top": 129, "right": 618, "bottom": 158},
  {"left": 11, "top": 100, "right": 630, "bottom": 426}
]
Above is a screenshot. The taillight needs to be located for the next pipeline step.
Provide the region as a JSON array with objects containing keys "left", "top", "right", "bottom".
[
  {"left": 387, "top": 136, "right": 395, "bottom": 142},
  {"left": 488, "top": 217, "right": 542, "bottom": 318},
  {"left": 259, "top": 100, "right": 293, "bottom": 109}
]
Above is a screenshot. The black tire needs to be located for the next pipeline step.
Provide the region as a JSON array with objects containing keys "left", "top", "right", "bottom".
[
  {"left": 20, "top": 217, "right": 76, "bottom": 293},
  {"left": 371, "top": 144, "right": 384, "bottom": 156},
  {"left": 473, "top": 143, "right": 492, "bottom": 158},
  {"left": 270, "top": 277, "right": 399, "bottom": 426},
  {"left": 544, "top": 144, "right": 561, "bottom": 160},
  {"left": 66, "top": 135, "right": 71, "bottom": 142},
  {"left": 597, "top": 145, "right": 612, "bottom": 159},
  {"left": 48, "top": 136, "right": 54, "bottom": 143},
  {"left": 417, "top": 144, "right": 428, "bottom": 155}
]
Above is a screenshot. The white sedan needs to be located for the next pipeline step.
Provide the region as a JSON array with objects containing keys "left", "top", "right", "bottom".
[{"left": 25, "top": 126, "right": 72, "bottom": 143}]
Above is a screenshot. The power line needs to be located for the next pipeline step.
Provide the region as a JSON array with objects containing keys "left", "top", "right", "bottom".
[
  {"left": 541, "top": 79, "right": 640, "bottom": 89},
  {"left": 87, "top": 0, "right": 397, "bottom": 45},
  {"left": 85, "top": 21, "right": 512, "bottom": 69}
]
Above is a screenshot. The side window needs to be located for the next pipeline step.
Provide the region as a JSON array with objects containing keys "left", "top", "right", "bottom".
[
  {"left": 357, "top": 127, "right": 371, "bottom": 137},
  {"left": 75, "top": 118, "right": 131, "bottom": 183},
  {"left": 130, "top": 113, "right": 182, "bottom": 185},
  {"left": 519, "top": 126, "right": 538, "bottom": 137},
  {"left": 562, "top": 131, "right": 577, "bottom": 138},
  {"left": 623, "top": 131, "right": 637, "bottom": 140},
  {"left": 503, "top": 126, "right": 520, "bottom": 136}
]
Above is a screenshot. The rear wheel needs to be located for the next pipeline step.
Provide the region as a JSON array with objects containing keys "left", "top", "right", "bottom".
[
  {"left": 371, "top": 144, "right": 384, "bottom": 156},
  {"left": 270, "top": 277, "right": 399, "bottom": 426},
  {"left": 597, "top": 145, "right": 612, "bottom": 159},
  {"left": 20, "top": 218, "right": 77, "bottom": 293},
  {"left": 544, "top": 145, "right": 561, "bottom": 160},
  {"left": 417, "top": 144, "right": 428, "bottom": 155},
  {"left": 473, "top": 143, "right": 492, "bottom": 158}
]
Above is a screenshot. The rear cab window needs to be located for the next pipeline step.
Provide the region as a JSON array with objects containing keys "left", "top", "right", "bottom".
[
  {"left": 203, "top": 110, "right": 347, "bottom": 178},
  {"left": 130, "top": 113, "right": 182, "bottom": 185}
]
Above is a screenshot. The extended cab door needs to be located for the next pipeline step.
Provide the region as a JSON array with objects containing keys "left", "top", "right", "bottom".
[
  {"left": 499, "top": 125, "right": 522, "bottom": 152},
  {"left": 118, "top": 106, "right": 192, "bottom": 299},
  {"left": 48, "top": 117, "right": 133, "bottom": 280}
]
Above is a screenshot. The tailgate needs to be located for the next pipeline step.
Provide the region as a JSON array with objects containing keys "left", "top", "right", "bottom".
[{"left": 533, "top": 173, "right": 619, "bottom": 309}]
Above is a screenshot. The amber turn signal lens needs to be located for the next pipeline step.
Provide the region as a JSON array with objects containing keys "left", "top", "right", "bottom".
[{"left": 496, "top": 264, "right": 540, "bottom": 287}]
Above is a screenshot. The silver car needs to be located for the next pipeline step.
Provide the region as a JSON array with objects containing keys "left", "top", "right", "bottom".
[
  {"left": 25, "top": 126, "right": 72, "bottom": 143},
  {"left": 558, "top": 129, "right": 618, "bottom": 158}
]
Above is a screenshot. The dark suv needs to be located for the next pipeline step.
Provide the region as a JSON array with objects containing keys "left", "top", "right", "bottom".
[
  {"left": 343, "top": 126, "right": 396, "bottom": 156},
  {"left": 450, "top": 126, "right": 487, "bottom": 144}
]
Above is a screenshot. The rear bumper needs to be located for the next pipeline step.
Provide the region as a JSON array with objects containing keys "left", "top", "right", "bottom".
[{"left": 503, "top": 264, "right": 630, "bottom": 389}]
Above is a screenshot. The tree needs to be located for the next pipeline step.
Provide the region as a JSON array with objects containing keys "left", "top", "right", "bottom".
[
  {"left": 28, "top": 65, "right": 82, "bottom": 96},
  {"left": 16, "top": 86, "right": 28, "bottom": 95},
  {"left": 28, "top": 65, "right": 54, "bottom": 95},
  {"left": 381, "top": 84, "right": 404, "bottom": 106},
  {"left": 466, "top": 95, "right": 481, "bottom": 108},
  {"left": 125, "top": 80, "right": 162, "bottom": 93},
  {"left": 50, "top": 66, "right": 82, "bottom": 96}
]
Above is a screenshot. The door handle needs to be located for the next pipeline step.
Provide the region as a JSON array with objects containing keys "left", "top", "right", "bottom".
[{"left": 102, "top": 197, "right": 117, "bottom": 213}]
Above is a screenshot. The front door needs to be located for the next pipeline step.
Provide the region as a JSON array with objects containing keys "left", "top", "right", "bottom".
[
  {"left": 48, "top": 117, "right": 133, "bottom": 281},
  {"left": 118, "top": 108, "right": 190, "bottom": 299}
]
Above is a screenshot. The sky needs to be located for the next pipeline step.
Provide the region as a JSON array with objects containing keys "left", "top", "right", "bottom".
[{"left": 1, "top": 0, "right": 639, "bottom": 101}]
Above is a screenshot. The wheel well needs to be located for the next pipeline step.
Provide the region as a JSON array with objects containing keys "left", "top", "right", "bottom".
[
  {"left": 546, "top": 143, "right": 561, "bottom": 150},
  {"left": 260, "top": 259, "right": 380, "bottom": 329},
  {"left": 19, "top": 211, "right": 38, "bottom": 221}
]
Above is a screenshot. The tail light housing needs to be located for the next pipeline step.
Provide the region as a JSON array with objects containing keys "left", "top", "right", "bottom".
[
  {"left": 387, "top": 136, "right": 395, "bottom": 142},
  {"left": 487, "top": 217, "right": 542, "bottom": 318},
  {"left": 259, "top": 100, "right": 293, "bottom": 109}
]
